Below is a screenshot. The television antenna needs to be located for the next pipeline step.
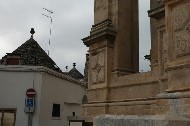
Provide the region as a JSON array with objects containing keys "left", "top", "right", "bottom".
[{"left": 42, "top": 8, "right": 53, "bottom": 55}]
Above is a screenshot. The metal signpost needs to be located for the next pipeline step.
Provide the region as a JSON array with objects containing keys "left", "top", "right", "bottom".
[{"left": 25, "top": 88, "right": 36, "bottom": 126}]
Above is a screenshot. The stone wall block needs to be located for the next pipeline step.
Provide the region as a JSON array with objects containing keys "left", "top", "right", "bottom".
[
  {"left": 156, "top": 99, "right": 169, "bottom": 106},
  {"left": 155, "top": 105, "right": 170, "bottom": 115}
]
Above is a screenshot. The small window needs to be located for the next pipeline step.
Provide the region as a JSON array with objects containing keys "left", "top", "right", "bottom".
[
  {"left": 52, "top": 104, "right": 60, "bottom": 117},
  {"left": 0, "top": 109, "right": 17, "bottom": 126}
]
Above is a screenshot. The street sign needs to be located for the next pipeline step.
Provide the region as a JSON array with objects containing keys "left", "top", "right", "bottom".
[
  {"left": 26, "top": 98, "right": 34, "bottom": 107},
  {"left": 26, "top": 88, "right": 36, "bottom": 98},
  {"left": 25, "top": 98, "right": 35, "bottom": 113}
]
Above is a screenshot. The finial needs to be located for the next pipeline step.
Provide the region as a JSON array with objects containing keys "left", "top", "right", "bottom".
[
  {"left": 30, "top": 28, "right": 35, "bottom": 38},
  {"left": 73, "top": 63, "right": 76, "bottom": 67},
  {"left": 65, "top": 66, "right": 68, "bottom": 72},
  {"left": 86, "top": 53, "right": 89, "bottom": 61}
]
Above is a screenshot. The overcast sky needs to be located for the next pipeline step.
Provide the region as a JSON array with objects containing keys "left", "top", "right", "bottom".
[{"left": 0, "top": 0, "right": 150, "bottom": 74}]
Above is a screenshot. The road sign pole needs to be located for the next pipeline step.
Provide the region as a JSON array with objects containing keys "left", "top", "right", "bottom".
[
  {"left": 28, "top": 113, "right": 33, "bottom": 126},
  {"left": 26, "top": 88, "right": 36, "bottom": 126}
]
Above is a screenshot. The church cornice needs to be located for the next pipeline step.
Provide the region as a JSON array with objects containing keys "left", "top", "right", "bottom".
[
  {"left": 82, "top": 19, "right": 117, "bottom": 47},
  {"left": 148, "top": 5, "right": 165, "bottom": 19}
]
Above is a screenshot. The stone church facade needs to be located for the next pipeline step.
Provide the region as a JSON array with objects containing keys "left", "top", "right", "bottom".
[{"left": 82, "top": 0, "right": 190, "bottom": 125}]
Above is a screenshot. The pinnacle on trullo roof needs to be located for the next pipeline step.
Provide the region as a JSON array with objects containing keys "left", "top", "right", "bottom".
[{"left": 68, "top": 63, "right": 84, "bottom": 80}]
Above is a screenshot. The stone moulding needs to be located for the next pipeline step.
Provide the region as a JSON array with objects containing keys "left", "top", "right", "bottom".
[
  {"left": 166, "top": 60, "right": 190, "bottom": 71},
  {"left": 157, "top": 92, "right": 190, "bottom": 99},
  {"left": 110, "top": 79, "right": 159, "bottom": 88},
  {"left": 82, "top": 99, "right": 156, "bottom": 107},
  {"left": 148, "top": 5, "right": 165, "bottom": 19},
  {"left": 164, "top": 0, "right": 190, "bottom": 5},
  {"left": 82, "top": 19, "right": 117, "bottom": 47},
  {"left": 85, "top": 97, "right": 156, "bottom": 104}
]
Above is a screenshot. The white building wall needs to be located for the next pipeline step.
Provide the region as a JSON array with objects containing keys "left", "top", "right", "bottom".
[
  {"left": 0, "top": 71, "right": 42, "bottom": 126},
  {"left": 39, "top": 73, "right": 86, "bottom": 126}
]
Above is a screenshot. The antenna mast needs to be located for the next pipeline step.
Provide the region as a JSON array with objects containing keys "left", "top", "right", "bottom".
[{"left": 42, "top": 8, "right": 53, "bottom": 56}]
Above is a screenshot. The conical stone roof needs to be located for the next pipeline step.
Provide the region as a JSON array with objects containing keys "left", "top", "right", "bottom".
[
  {"left": 68, "top": 63, "right": 84, "bottom": 80},
  {"left": 11, "top": 36, "right": 62, "bottom": 72}
]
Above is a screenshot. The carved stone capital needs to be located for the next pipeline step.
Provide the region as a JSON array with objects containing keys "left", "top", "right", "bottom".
[{"left": 82, "top": 19, "right": 117, "bottom": 47}]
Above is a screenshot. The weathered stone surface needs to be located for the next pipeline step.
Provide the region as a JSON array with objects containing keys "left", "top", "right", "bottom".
[
  {"left": 94, "top": 115, "right": 190, "bottom": 126},
  {"left": 82, "top": 0, "right": 190, "bottom": 124}
]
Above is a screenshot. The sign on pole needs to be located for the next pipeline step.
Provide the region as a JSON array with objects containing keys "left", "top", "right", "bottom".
[
  {"left": 25, "top": 88, "right": 36, "bottom": 113},
  {"left": 25, "top": 98, "right": 35, "bottom": 113},
  {"left": 26, "top": 88, "right": 36, "bottom": 98}
]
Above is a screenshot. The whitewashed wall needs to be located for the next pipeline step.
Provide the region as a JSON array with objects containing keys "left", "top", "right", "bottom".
[
  {"left": 39, "top": 73, "right": 86, "bottom": 126},
  {"left": 0, "top": 71, "right": 42, "bottom": 126},
  {"left": 0, "top": 66, "right": 86, "bottom": 126}
]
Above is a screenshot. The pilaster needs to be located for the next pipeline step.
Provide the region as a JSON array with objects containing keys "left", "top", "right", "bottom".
[
  {"left": 82, "top": 19, "right": 116, "bottom": 103},
  {"left": 165, "top": 0, "right": 190, "bottom": 92}
]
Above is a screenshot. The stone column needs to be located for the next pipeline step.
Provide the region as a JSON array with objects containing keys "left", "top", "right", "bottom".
[
  {"left": 82, "top": 0, "right": 139, "bottom": 118},
  {"left": 86, "top": 0, "right": 139, "bottom": 76},
  {"left": 82, "top": 0, "right": 117, "bottom": 116},
  {"left": 149, "top": 0, "right": 160, "bottom": 72},
  {"left": 165, "top": 0, "right": 190, "bottom": 92},
  {"left": 111, "top": 0, "right": 139, "bottom": 76}
]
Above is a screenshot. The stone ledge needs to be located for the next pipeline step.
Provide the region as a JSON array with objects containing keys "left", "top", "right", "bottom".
[
  {"left": 166, "top": 63, "right": 190, "bottom": 71},
  {"left": 157, "top": 92, "right": 190, "bottom": 99},
  {"left": 82, "top": 99, "right": 156, "bottom": 107},
  {"left": 165, "top": 0, "right": 190, "bottom": 5}
]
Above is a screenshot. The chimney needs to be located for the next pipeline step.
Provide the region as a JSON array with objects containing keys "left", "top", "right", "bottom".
[{"left": 4, "top": 53, "right": 21, "bottom": 65}]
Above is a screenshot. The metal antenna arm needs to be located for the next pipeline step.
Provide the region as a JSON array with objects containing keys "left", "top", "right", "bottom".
[
  {"left": 42, "top": 14, "right": 52, "bottom": 19},
  {"left": 43, "top": 8, "right": 53, "bottom": 14}
]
